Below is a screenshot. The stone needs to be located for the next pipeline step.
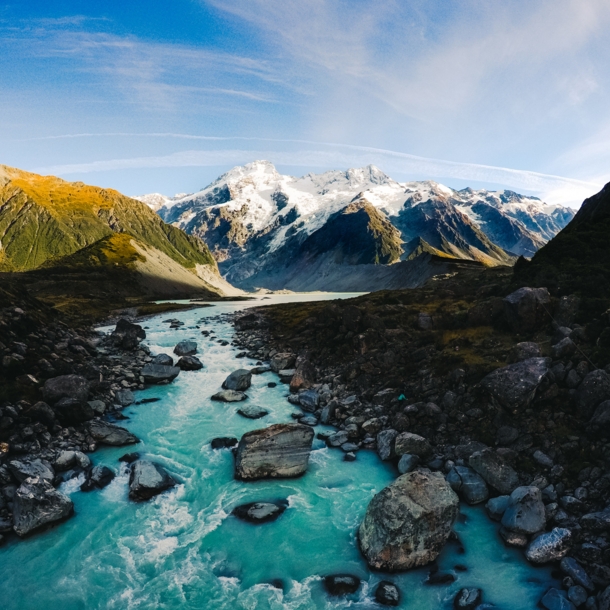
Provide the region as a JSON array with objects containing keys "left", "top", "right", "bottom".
[
  {"left": 540, "top": 588, "right": 577, "bottom": 610},
  {"left": 508, "top": 342, "right": 541, "bottom": 363},
  {"left": 9, "top": 459, "right": 54, "bottom": 484},
  {"left": 568, "top": 586, "right": 587, "bottom": 608},
  {"left": 115, "top": 389, "right": 135, "bottom": 407},
  {"left": 553, "top": 338, "right": 577, "bottom": 359},
  {"left": 81, "top": 465, "right": 115, "bottom": 492},
  {"left": 54, "top": 451, "right": 77, "bottom": 471},
  {"left": 503, "top": 287, "right": 551, "bottom": 333},
  {"left": 581, "top": 507, "right": 610, "bottom": 532},
  {"left": 447, "top": 466, "right": 489, "bottom": 505},
  {"left": 454, "top": 588, "right": 483, "bottom": 609},
  {"left": 298, "top": 389, "right": 319, "bottom": 412},
  {"left": 153, "top": 353, "right": 174, "bottom": 366},
  {"left": 87, "top": 400, "right": 106, "bottom": 415},
  {"left": 323, "top": 574, "right": 361, "bottom": 596},
  {"left": 576, "top": 370, "right": 610, "bottom": 418},
  {"left": 555, "top": 295, "right": 580, "bottom": 327},
  {"left": 26, "top": 401, "right": 56, "bottom": 427},
  {"left": 54, "top": 397, "right": 95, "bottom": 425},
  {"left": 320, "top": 400, "right": 338, "bottom": 424},
  {"left": 222, "top": 369, "right": 252, "bottom": 391},
  {"left": 237, "top": 405, "right": 269, "bottom": 419},
  {"left": 12, "top": 476, "right": 73, "bottom": 536},
  {"left": 469, "top": 449, "right": 519, "bottom": 494},
  {"left": 290, "top": 356, "right": 315, "bottom": 392},
  {"left": 534, "top": 450, "right": 554, "bottom": 468},
  {"left": 211, "top": 389, "right": 247, "bottom": 402},
  {"left": 501, "top": 486, "right": 546, "bottom": 535},
  {"left": 128, "top": 461, "right": 176, "bottom": 501},
  {"left": 118, "top": 452, "right": 140, "bottom": 463},
  {"left": 590, "top": 400, "right": 610, "bottom": 427},
  {"left": 270, "top": 352, "right": 295, "bottom": 373},
  {"left": 43, "top": 374, "right": 90, "bottom": 404},
  {"left": 496, "top": 426, "right": 519, "bottom": 445},
  {"left": 111, "top": 319, "right": 145, "bottom": 350},
  {"left": 251, "top": 365, "right": 271, "bottom": 374},
  {"left": 173, "top": 340, "right": 197, "bottom": 356},
  {"left": 232, "top": 500, "right": 288, "bottom": 523},
  {"left": 300, "top": 415, "right": 318, "bottom": 427},
  {"left": 561, "top": 557, "right": 594, "bottom": 592},
  {"left": 375, "top": 581, "right": 400, "bottom": 606},
  {"left": 210, "top": 437, "right": 238, "bottom": 449},
  {"left": 141, "top": 364, "right": 180, "bottom": 384},
  {"left": 327, "top": 430, "right": 349, "bottom": 448},
  {"left": 235, "top": 423, "right": 314, "bottom": 480},
  {"left": 525, "top": 528, "right": 572, "bottom": 563},
  {"left": 500, "top": 527, "right": 529, "bottom": 547},
  {"left": 74, "top": 452, "right": 91, "bottom": 469},
  {"left": 358, "top": 470, "right": 459, "bottom": 570},
  {"left": 377, "top": 429, "right": 398, "bottom": 461},
  {"left": 418, "top": 312, "right": 434, "bottom": 330},
  {"left": 344, "top": 452, "right": 356, "bottom": 462},
  {"left": 278, "top": 369, "right": 296, "bottom": 383},
  {"left": 394, "top": 432, "right": 433, "bottom": 458},
  {"left": 480, "top": 358, "right": 550, "bottom": 411},
  {"left": 398, "top": 454, "right": 419, "bottom": 474},
  {"left": 177, "top": 356, "right": 203, "bottom": 371},
  {"left": 89, "top": 420, "right": 139, "bottom": 446},
  {"left": 486, "top": 496, "right": 509, "bottom": 521},
  {"left": 599, "top": 585, "right": 610, "bottom": 610}
]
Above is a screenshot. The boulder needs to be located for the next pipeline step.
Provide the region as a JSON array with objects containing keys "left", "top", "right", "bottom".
[
  {"left": 398, "top": 454, "right": 420, "bottom": 474},
  {"left": 81, "top": 465, "right": 115, "bottom": 492},
  {"left": 290, "top": 356, "right": 315, "bottom": 392},
  {"left": 575, "top": 370, "right": 610, "bottom": 418},
  {"left": 480, "top": 358, "right": 550, "bottom": 411},
  {"left": 89, "top": 420, "right": 139, "bottom": 446},
  {"left": 54, "top": 450, "right": 78, "bottom": 472},
  {"left": 394, "top": 432, "right": 433, "bottom": 458},
  {"left": 177, "top": 356, "right": 203, "bottom": 371},
  {"left": 210, "top": 437, "right": 238, "bottom": 449},
  {"left": 508, "top": 342, "right": 541, "bottom": 363},
  {"left": 234, "top": 423, "right": 314, "bottom": 481},
  {"left": 552, "top": 338, "right": 576, "bottom": 359},
  {"left": 560, "top": 557, "right": 594, "bottom": 592},
  {"left": 454, "top": 588, "right": 483, "bottom": 609},
  {"left": 54, "top": 397, "right": 95, "bottom": 425},
  {"left": 128, "top": 461, "right": 176, "bottom": 501},
  {"left": 237, "top": 405, "right": 269, "bottom": 419},
  {"left": 375, "top": 581, "right": 400, "bottom": 606},
  {"left": 12, "top": 476, "right": 73, "bottom": 536},
  {"left": 43, "top": 374, "right": 90, "bottom": 404},
  {"left": 141, "top": 364, "right": 180, "bottom": 384},
  {"left": 174, "top": 340, "right": 197, "bottom": 356},
  {"left": 114, "top": 389, "right": 134, "bottom": 407},
  {"left": 323, "top": 574, "right": 361, "bottom": 596},
  {"left": 25, "top": 401, "right": 56, "bottom": 427},
  {"left": 540, "top": 588, "right": 576, "bottom": 610},
  {"left": 298, "top": 389, "right": 319, "bottom": 412},
  {"left": 447, "top": 466, "right": 489, "bottom": 505},
  {"left": 501, "top": 486, "right": 546, "bottom": 534},
  {"left": 111, "top": 319, "right": 145, "bottom": 350},
  {"left": 88, "top": 400, "right": 106, "bottom": 415},
  {"left": 503, "top": 287, "right": 551, "bottom": 333},
  {"left": 486, "top": 495, "right": 509, "bottom": 521},
  {"left": 469, "top": 449, "right": 519, "bottom": 495},
  {"left": 358, "top": 470, "right": 459, "bottom": 570},
  {"left": 377, "top": 429, "right": 398, "bottom": 461},
  {"left": 525, "top": 528, "right": 572, "bottom": 563},
  {"left": 232, "top": 499, "right": 288, "bottom": 523},
  {"left": 555, "top": 295, "right": 580, "bottom": 327},
  {"left": 211, "top": 389, "right": 247, "bottom": 402},
  {"left": 222, "top": 369, "right": 252, "bottom": 391},
  {"left": 9, "top": 459, "right": 54, "bottom": 484},
  {"left": 270, "top": 352, "right": 295, "bottom": 373},
  {"left": 590, "top": 400, "right": 610, "bottom": 427},
  {"left": 599, "top": 585, "right": 610, "bottom": 610},
  {"left": 580, "top": 507, "right": 610, "bottom": 532},
  {"left": 153, "top": 353, "right": 174, "bottom": 366},
  {"left": 278, "top": 369, "right": 296, "bottom": 383}
]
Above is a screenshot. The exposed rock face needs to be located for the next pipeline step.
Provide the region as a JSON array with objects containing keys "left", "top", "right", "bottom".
[
  {"left": 503, "top": 287, "right": 551, "bottom": 332},
  {"left": 222, "top": 369, "right": 252, "bottom": 391},
  {"left": 469, "top": 448, "right": 519, "bottom": 494},
  {"left": 141, "top": 364, "right": 180, "bottom": 384},
  {"left": 447, "top": 466, "right": 489, "bottom": 505},
  {"left": 480, "top": 357, "right": 550, "bottom": 411},
  {"left": 234, "top": 423, "right": 314, "bottom": 480},
  {"left": 394, "top": 432, "right": 433, "bottom": 458},
  {"left": 358, "top": 470, "right": 459, "bottom": 571},
  {"left": 43, "top": 374, "right": 90, "bottom": 404},
  {"left": 525, "top": 528, "right": 572, "bottom": 563},
  {"left": 173, "top": 340, "right": 197, "bottom": 356},
  {"left": 501, "top": 486, "right": 546, "bottom": 535},
  {"left": 111, "top": 319, "right": 145, "bottom": 350},
  {"left": 128, "top": 460, "right": 176, "bottom": 501},
  {"left": 89, "top": 420, "right": 139, "bottom": 446},
  {"left": 12, "top": 476, "right": 73, "bottom": 536}
]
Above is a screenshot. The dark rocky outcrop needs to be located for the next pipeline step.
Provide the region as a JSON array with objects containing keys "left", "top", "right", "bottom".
[
  {"left": 323, "top": 574, "right": 361, "bottom": 596},
  {"left": 81, "top": 465, "right": 115, "bottom": 492},
  {"left": 111, "top": 319, "right": 146, "bottom": 350},
  {"left": 128, "top": 460, "right": 176, "bottom": 501},
  {"left": 375, "top": 581, "right": 400, "bottom": 606}
]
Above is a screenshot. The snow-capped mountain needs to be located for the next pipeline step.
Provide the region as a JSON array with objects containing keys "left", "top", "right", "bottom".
[{"left": 135, "top": 160, "right": 575, "bottom": 290}]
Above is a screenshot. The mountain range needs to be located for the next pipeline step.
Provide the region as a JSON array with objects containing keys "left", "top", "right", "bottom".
[{"left": 137, "top": 161, "right": 575, "bottom": 291}]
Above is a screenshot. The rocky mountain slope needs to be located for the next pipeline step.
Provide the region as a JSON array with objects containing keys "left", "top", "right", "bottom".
[{"left": 137, "top": 161, "right": 574, "bottom": 291}]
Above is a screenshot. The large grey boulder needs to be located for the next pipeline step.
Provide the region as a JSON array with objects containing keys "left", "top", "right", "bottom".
[
  {"left": 111, "top": 319, "right": 145, "bottom": 350},
  {"left": 173, "top": 340, "right": 197, "bottom": 356},
  {"left": 525, "top": 528, "right": 572, "bottom": 563},
  {"left": 575, "top": 370, "right": 610, "bottom": 418},
  {"left": 377, "top": 429, "right": 398, "bottom": 461},
  {"left": 153, "top": 353, "right": 174, "bottom": 366},
  {"left": 270, "top": 352, "right": 295, "bottom": 373},
  {"left": 358, "top": 470, "right": 459, "bottom": 570},
  {"left": 480, "top": 358, "right": 550, "bottom": 411},
  {"left": 298, "top": 390, "right": 319, "bottom": 412},
  {"left": 89, "top": 420, "right": 139, "bottom": 446},
  {"left": 394, "top": 432, "right": 433, "bottom": 458},
  {"left": 12, "top": 476, "right": 73, "bottom": 536},
  {"left": 469, "top": 448, "right": 519, "bottom": 494},
  {"left": 447, "top": 466, "right": 489, "bottom": 505},
  {"left": 552, "top": 338, "right": 576, "bottom": 359},
  {"left": 9, "top": 459, "right": 54, "bottom": 484},
  {"left": 43, "top": 374, "right": 90, "bottom": 404},
  {"left": 141, "top": 364, "right": 180, "bottom": 384},
  {"left": 129, "top": 461, "right": 176, "bottom": 501},
  {"left": 503, "top": 287, "right": 551, "bottom": 333},
  {"left": 222, "top": 369, "right": 252, "bottom": 391},
  {"left": 235, "top": 423, "right": 314, "bottom": 480},
  {"left": 114, "top": 389, "right": 134, "bottom": 407},
  {"left": 501, "top": 486, "right": 546, "bottom": 535},
  {"left": 177, "top": 356, "right": 203, "bottom": 371}
]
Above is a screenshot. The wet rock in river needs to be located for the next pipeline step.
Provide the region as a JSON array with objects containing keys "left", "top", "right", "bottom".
[
  {"left": 222, "top": 369, "right": 252, "bottom": 391},
  {"left": 454, "top": 587, "right": 482, "bottom": 609},
  {"left": 234, "top": 423, "right": 314, "bottom": 481},
  {"left": 525, "top": 528, "right": 572, "bottom": 563},
  {"left": 398, "top": 453, "right": 419, "bottom": 474},
  {"left": 118, "top": 452, "right": 140, "bottom": 463},
  {"left": 237, "top": 405, "right": 269, "bottom": 419},
  {"left": 128, "top": 460, "right": 176, "bottom": 501},
  {"left": 43, "top": 374, "right": 90, "bottom": 404},
  {"left": 173, "top": 340, "right": 197, "bottom": 356},
  {"left": 89, "top": 420, "right": 139, "bottom": 446},
  {"left": 80, "top": 465, "right": 115, "bottom": 492},
  {"left": 447, "top": 466, "right": 489, "bottom": 505},
  {"left": 469, "top": 449, "right": 519, "bottom": 495},
  {"left": 501, "top": 486, "right": 546, "bottom": 535},
  {"left": 211, "top": 389, "right": 247, "bottom": 402},
  {"left": 540, "top": 588, "right": 576, "bottom": 610},
  {"left": 298, "top": 389, "right": 319, "bottom": 412},
  {"left": 232, "top": 499, "right": 288, "bottom": 523},
  {"left": 375, "top": 581, "right": 400, "bottom": 606},
  {"left": 323, "top": 574, "right": 361, "bottom": 596},
  {"left": 153, "top": 353, "right": 174, "bottom": 366},
  {"left": 210, "top": 437, "right": 238, "bottom": 449},
  {"left": 359, "top": 470, "right": 459, "bottom": 570},
  {"left": 177, "top": 356, "right": 203, "bottom": 371},
  {"left": 114, "top": 389, "right": 134, "bottom": 407},
  {"left": 141, "top": 364, "right": 180, "bottom": 384}
]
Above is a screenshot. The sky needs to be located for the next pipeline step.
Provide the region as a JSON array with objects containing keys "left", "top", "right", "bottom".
[{"left": 1, "top": 0, "right": 609, "bottom": 206}]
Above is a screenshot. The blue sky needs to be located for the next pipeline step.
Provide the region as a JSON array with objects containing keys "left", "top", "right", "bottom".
[{"left": 1, "top": 0, "right": 609, "bottom": 206}]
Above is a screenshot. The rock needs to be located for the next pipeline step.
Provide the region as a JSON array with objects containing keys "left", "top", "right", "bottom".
[
  {"left": 480, "top": 358, "right": 550, "bottom": 411},
  {"left": 222, "top": 369, "right": 252, "bottom": 391},
  {"left": 89, "top": 420, "right": 139, "bottom": 446},
  {"left": 486, "top": 496, "right": 509, "bottom": 521},
  {"left": 500, "top": 527, "right": 529, "bottom": 547},
  {"left": 12, "top": 476, "right": 73, "bottom": 536},
  {"left": 501, "top": 486, "right": 546, "bottom": 535},
  {"left": 447, "top": 466, "right": 489, "bottom": 505},
  {"left": 503, "top": 287, "right": 551, "bottom": 333},
  {"left": 300, "top": 415, "right": 318, "bottom": 427},
  {"left": 320, "top": 400, "right": 338, "bottom": 424},
  {"left": 298, "top": 389, "right": 319, "bottom": 412},
  {"left": 375, "top": 581, "right": 400, "bottom": 606},
  {"left": 174, "top": 340, "right": 197, "bottom": 356},
  {"left": 344, "top": 452, "right": 356, "bottom": 462},
  {"left": 581, "top": 507, "right": 610, "bottom": 532},
  {"left": 177, "top": 356, "right": 203, "bottom": 371},
  {"left": 555, "top": 295, "right": 580, "bottom": 326},
  {"left": 26, "top": 401, "right": 56, "bottom": 427},
  {"left": 111, "top": 319, "right": 145, "bottom": 350},
  {"left": 118, "top": 452, "right": 140, "bottom": 463},
  {"left": 398, "top": 454, "right": 420, "bottom": 474},
  {"left": 54, "top": 397, "right": 95, "bottom": 425},
  {"left": 454, "top": 588, "right": 483, "bottom": 609},
  {"left": 210, "top": 437, "right": 238, "bottom": 449},
  {"left": 115, "top": 389, "right": 135, "bottom": 407},
  {"left": 323, "top": 574, "right": 361, "bottom": 596},
  {"left": 508, "top": 342, "right": 541, "bottom": 363},
  {"left": 43, "top": 374, "right": 90, "bottom": 404},
  {"left": 534, "top": 450, "right": 554, "bottom": 468},
  {"left": 418, "top": 312, "right": 434, "bottom": 330},
  {"left": 278, "top": 369, "right": 296, "bottom": 383},
  {"left": 561, "top": 557, "right": 594, "bottom": 592},
  {"left": 359, "top": 470, "right": 459, "bottom": 570},
  {"left": 377, "top": 429, "right": 398, "bottom": 461},
  {"left": 590, "top": 400, "right": 610, "bottom": 427},
  {"left": 553, "top": 338, "right": 577, "bottom": 359},
  {"left": 54, "top": 451, "right": 77, "bottom": 471},
  {"left": 394, "top": 432, "right": 433, "bottom": 458},
  {"left": 232, "top": 499, "right": 288, "bottom": 523},
  {"left": 128, "top": 461, "right": 176, "bottom": 501},
  {"left": 237, "top": 405, "right": 269, "bottom": 419},
  {"left": 235, "top": 423, "right": 314, "bottom": 480},
  {"left": 540, "top": 588, "right": 577, "bottom": 610},
  {"left": 153, "top": 353, "right": 174, "bottom": 366},
  {"left": 469, "top": 449, "right": 519, "bottom": 495},
  {"left": 290, "top": 356, "right": 316, "bottom": 392},
  {"left": 599, "top": 585, "right": 610, "bottom": 610},
  {"left": 73, "top": 451, "right": 91, "bottom": 469},
  {"left": 327, "top": 430, "right": 349, "bottom": 448},
  {"left": 576, "top": 370, "right": 610, "bottom": 418},
  {"left": 270, "top": 352, "right": 295, "bottom": 373},
  {"left": 9, "top": 459, "right": 54, "bottom": 484},
  {"left": 496, "top": 426, "right": 519, "bottom": 445},
  {"left": 141, "top": 364, "right": 180, "bottom": 384},
  {"left": 568, "top": 586, "right": 587, "bottom": 607},
  {"left": 525, "top": 528, "right": 572, "bottom": 563},
  {"left": 211, "top": 390, "right": 247, "bottom": 402},
  {"left": 251, "top": 365, "right": 271, "bottom": 374},
  {"left": 87, "top": 400, "right": 106, "bottom": 415},
  {"left": 80, "top": 465, "right": 115, "bottom": 492}
]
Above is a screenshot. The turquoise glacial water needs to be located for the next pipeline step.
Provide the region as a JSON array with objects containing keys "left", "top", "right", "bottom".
[{"left": 0, "top": 294, "right": 557, "bottom": 609}]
